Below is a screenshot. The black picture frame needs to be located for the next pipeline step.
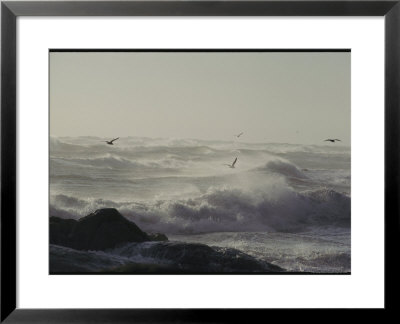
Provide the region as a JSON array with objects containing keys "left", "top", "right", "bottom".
[{"left": 1, "top": 0, "right": 399, "bottom": 322}]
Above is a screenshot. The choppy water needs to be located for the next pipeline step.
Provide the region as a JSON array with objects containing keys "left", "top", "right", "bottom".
[{"left": 50, "top": 136, "right": 350, "bottom": 273}]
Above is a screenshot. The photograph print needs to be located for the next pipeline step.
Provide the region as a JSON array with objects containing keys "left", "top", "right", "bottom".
[{"left": 49, "top": 50, "right": 351, "bottom": 274}]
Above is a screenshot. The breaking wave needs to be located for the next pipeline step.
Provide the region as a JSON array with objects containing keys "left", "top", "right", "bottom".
[
  {"left": 50, "top": 184, "right": 350, "bottom": 234},
  {"left": 49, "top": 136, "right": 351, "bottom": 273},
  {"left": 254, "top": 159, "right": 308, "bottom": 179},
  {"left": 51, "top": 155, "right": 187, "bottom": 170}
]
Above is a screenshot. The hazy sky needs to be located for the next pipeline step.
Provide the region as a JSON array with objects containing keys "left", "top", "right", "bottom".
[{"left": 50, "top": 51, "right": 350, "bottom": 145}]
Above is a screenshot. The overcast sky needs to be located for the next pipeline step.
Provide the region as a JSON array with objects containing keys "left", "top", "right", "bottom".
[{"left": 50, "top": 51, "right": 350, "bottom": 145}]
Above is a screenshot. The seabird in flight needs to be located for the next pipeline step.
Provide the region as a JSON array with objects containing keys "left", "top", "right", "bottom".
[
  {"left": 235, "top": 132, "right": 244, "bottom": 138},
  {"left": 324, "top": 139, "right": 341, "bottom": 143},
  {"left": 104, "top": 137, "right": 119, "bottom": 145},
  {"left": 224, "top": 157, "right": 238, "bottom": 168}
]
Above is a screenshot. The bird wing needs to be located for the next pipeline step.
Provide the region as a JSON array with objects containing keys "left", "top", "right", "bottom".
[
  {"left": 324, "top": 139, "right": 331, "bottom": 141},
  {"left": 334, "top": 139, "right": 341, "bottom": 141},
  {"left": 111, "top": 137, "right": 119, "bottom": 143},
  {"left": 232, "top": 157, "right": 238, "bottom": 166}
]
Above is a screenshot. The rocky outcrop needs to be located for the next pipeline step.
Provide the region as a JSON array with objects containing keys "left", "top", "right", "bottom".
[
  {"left": 50, "top": 217, "right": 77, "bottom": 247},
  {"left": 50, "top": 208, "right": 166, "bottom": 251},
  {"left": 113, "top": 241, "right": 284, "bottom": 273},
  {"left": 50, "top": 208, "right": 285, "bottom": 273},
  {"left": 49, "top": 245, "right": 179, "bottom": 273},
  {"left": 49, "top": 242, "right": 285, "bottom": 273}
]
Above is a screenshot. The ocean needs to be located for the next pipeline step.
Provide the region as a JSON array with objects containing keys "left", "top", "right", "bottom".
[{"left": 49, "top": 136, "right": 351, "bottom": 273}]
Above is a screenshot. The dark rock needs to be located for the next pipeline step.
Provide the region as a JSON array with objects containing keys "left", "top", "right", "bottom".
[
  {"left": 70, "top": 208, "right": 149, "bottom": 250},
  {"left": 50, "top": 244, "right": 183, "bottom": 274},
  {"left": 50, "top": 244, "right": 126, "bottom": 273},
  {"left": 50, "top": 208, "right": 154, "bottom": 251},
  {"left": 50, "top": 242, "right": 285, "bottom": 274},
  {"left": 105, "top": 263, "right": 182, "bottom": 274},
  {"left": 49, "top": 208, "right": 284, "bottom": 273},
  {"left": 50, "top": 216, "right": 77, "bottom": 247},
  {"left": 115, "top": 241, "right": 285, "bottom": 273}
]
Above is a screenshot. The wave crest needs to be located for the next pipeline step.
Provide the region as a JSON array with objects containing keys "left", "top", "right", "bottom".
[
  {"left": 255, "top": 159, "right": 308, "bottom": 179},
  {"left": 50, "top": 185, "right": 350, "bottom": 234}
]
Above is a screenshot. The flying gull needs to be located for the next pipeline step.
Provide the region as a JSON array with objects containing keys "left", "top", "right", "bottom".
[
  {"left": 224, "top": 157, "right": 238, "bottom": 168},
  {"left": 104, "top": 137, "right": 119, "bottom": 145},
  {"left": 235, "top": 132, "right": 244, "bottom": 138},
  {"left": 324, "top": 139, "right": 341, "bottom": 143}
]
